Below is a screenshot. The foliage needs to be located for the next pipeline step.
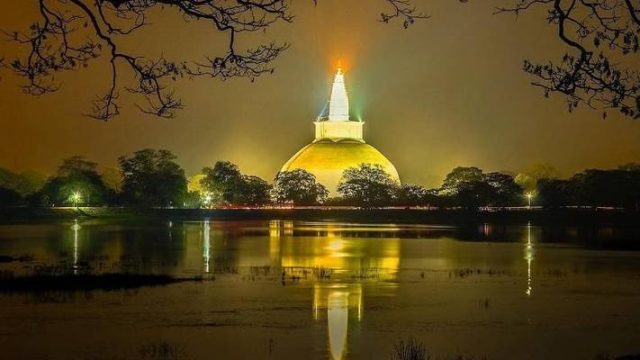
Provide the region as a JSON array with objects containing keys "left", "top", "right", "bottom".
[
  {"left": 337, "top": 164, "right": 398, "bottom": 208},
  {"left": 38, "top": 156, "right": 111, "bottom": 206},
  {"left": 182, "top": 191, "right": 204, "bottom": 209},
  {"left": 237, "top": 175, "right": 272, "bottom": 206},
  {"left": 438, "top": 167, "right": 524, "bottom": 209},
  {"left": 0, "top": 168, "right": 46, "bottom": 196},
  {"left": 272, "top": 169, "right": 328, "bottom": 206},
  {"left": 101, "top": 167, "right": 123, "bottom": 192},
  {"left": 485, "top": 172, "right": 524, "bottom": 206},
  {"left": 200, "top": 161, "right": 271, "bottom": 207},
  {"left": 200, "top": 161, "right": 243, "bottom": 205},
  {"left": 118, "top": 149, "right": 187, "bottom": 207},
  {"left": 515, "top": 163, "right": 559, "bottom": 192},
  {"left": 536, "top": 164, "right": 640, "bottom": 210},
  {"left": 396, "top": 184, "right": 431, "bottom": 207},
  {"left": 440, "top": 166, "right": 484, "bottom": 195},
  {"left": 0, "top": 187, "right": 23, "bottom": 207}
]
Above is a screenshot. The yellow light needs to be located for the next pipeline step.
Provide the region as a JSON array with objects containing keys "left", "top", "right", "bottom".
[{"left": 70, "top": 191, "right": 82, "bottom": 206}]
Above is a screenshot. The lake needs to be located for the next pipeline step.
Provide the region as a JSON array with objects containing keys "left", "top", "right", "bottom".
[{"left": 0, "top": 219, "right": 639, "bottom": 359}]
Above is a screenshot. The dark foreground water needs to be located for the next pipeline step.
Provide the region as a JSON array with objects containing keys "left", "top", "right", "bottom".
[{"left": 0, "top": 219, "right": 639, "bottom": 360}]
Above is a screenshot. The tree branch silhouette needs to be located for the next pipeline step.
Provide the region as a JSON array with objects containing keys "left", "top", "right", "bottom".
[
  {"left": 2, "top": 0, "right": 427, "bottom": 121},
  {"left": 498, "top": 0, "right": 640, "bottom": 119}
]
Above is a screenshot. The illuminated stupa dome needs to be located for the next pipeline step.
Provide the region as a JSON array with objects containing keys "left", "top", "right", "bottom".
[{"left": 281, "top": 67, "right": 400, "bottom": 195}]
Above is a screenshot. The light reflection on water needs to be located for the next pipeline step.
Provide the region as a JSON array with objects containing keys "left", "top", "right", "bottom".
[
  {"left": 1, "top": 219, "right": 640, "bottom": 359},
  {"left": 525, "top": 222, "right": 534, "bottom": 297}
]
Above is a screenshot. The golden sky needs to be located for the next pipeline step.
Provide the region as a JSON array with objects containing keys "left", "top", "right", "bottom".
[{"left": 1, "top": 0, "right": 639, "bottom": 187}]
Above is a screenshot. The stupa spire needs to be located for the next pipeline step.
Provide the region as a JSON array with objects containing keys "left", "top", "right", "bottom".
[{"left": 328, "top": 65, "right": 349, "bottom": 121}]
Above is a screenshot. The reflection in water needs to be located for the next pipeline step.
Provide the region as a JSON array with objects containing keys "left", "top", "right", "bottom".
[
  {"left": 313, "top": 284, "right": 362, "bottom": 360},
  {"left": 203, "top": 219, "right": 210, "bottom": 274},
  {"left": 524, "top": 222, "right": 534, "bottom": 297},
  {"left": 3, "top": 220, "right": 640, "bottom": 360},
  {"left": 267, "top": 221, "right": 383, "bottom": 359},
  {"left": 71, "top": 219, "right": 81, "bottom": 275},
  {"left": 270, "top": 221, "right": 400, "bottom": 278}
]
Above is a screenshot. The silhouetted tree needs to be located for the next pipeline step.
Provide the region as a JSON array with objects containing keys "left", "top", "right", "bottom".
[
  {"left": 0, "top": 168, "right": 46, "bottom": 196},
  {"left": 485, "top": 172, "right": 523, "bottom": 206},
  {"left": 498, "top": 0, "right": 640, "bottom": 119},
  {"left": 118, "top": 149, "right": 187, "bottom": 207},
  {"left": 236, "top": 175, "right": 271, "bottom": 206},
  {"left": 438, "top": 167, "right": 523, "bottom": 209},
  {"left": 200, "top": 161, "right": 243, "bottom": 205},
  {"left": 0, "top": 187, "right": 23, "bottom": 207},
  {"left": 337, "top": 164, "right": 398, "bottom": 208},
  {"left": 396, "top": 184, "right": 429, "bottom": 207},
  {"left": 537, "top": 178, "right": 573, "bottom": 209},
  {"left": 515, "top": 163, "right": 559, "bottom": 193},
  {"left": 439, "top": 166, "right": 484, "bottom": 195},
  {"left": 455, "top": 179, "right": 496, "bottom": 210},
  {"left": 570, "top": 166, "right": 640, "bottom": 209},
  {"left": 38, "top": 156, "right": 111, "bottom": 206},
  {"left": 2, "top": 0, "right": 425, "bottom": 120},
  {"left": 182, "top": 190, "right": 203, "bottom": 209},
  {"left": 272, "top": 169, "right": 328, "bottom": 205},
  {"left": 200, "top": 161, "right": 272, "bottom": 206}
]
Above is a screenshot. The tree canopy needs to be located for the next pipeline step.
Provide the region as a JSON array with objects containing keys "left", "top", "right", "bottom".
[
  {"left": 272, "top": 169, "right": 328, "bottom": 205},
  {"left": 536, "top": 165, "right": 640, "bottom": 209},
  {"left": 38, "top": 156, "right": 111, "bottom": 206},
  {"left": 337, "top": 163, "right": 398, "bottom": 208},
  {"left": 199, "top": 161, "right": 271, "bottom": 206},
  {"left": 438, "top": 166, "right": 524, "bottom": 209},
  {"left": 118, "top": 149, "right": 187, "bottom": 207}
]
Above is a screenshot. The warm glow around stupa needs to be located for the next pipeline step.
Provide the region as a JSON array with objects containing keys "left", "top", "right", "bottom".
[{"left": 280, "top": 67, "right": 400, "bottom": 195}]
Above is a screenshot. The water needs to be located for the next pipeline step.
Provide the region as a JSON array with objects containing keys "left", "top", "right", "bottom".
[{"left": 0, "top": 219, "right": 639, "bottom": 359}]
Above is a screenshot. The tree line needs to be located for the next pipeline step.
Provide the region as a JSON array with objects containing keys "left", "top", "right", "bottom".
[{"left": 1, "top": 149, "right": 639, "bottom": 210}]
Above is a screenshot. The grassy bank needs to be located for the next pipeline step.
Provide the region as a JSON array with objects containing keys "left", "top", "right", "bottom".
[{"left": 1, "top": 206, "right": 640, "bottom": 226}]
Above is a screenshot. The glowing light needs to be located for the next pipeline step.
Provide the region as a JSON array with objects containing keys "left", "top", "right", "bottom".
[
  {"left": 202, "top": 193, "right": 213, "bottom": 208},
  {"left": 329, "top": 67, "right": 349, "bottom": 121},
  {"left": 524, "top": 222, "right": 534, "bottom": 297},
  {"left": 203, "top": 219, "right": 210, "bottom": 273},
  {"left": 70, "top": 191, "right": 82, "bottom": 207},
  {"left": 525, "top": 192, "right": 535, "bottom": 208},
  {"left": 72, "top": 219, "right": 80, "bottom": 275},
  {"left": 328, "top": 291, "right": 349, "bottom": 360}
]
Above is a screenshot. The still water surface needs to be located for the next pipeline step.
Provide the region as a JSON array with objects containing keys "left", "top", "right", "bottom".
[{"left": 0, "top": 220, "right": 639, "bottom": 359}]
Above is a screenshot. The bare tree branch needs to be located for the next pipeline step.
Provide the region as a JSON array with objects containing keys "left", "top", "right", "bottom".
[
  {"left": 380, "top": 0, "right": 430, "bottom": 28},
  {"left": 2, "top": 0, "right": 428, "bottom": 121},
  {"left": 498, "top": 0, "right": 640, "bottom": 119}
]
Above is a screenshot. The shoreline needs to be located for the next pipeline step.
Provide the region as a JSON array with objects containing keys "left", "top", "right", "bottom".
[{"left": 1, "top": 207, "right": 640, "bottom": 226}]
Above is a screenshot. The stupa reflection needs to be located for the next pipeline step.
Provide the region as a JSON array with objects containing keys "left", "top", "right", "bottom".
[
  {"left": 312, "top": 283, "right": 363, "bottom": 360},
  {"left": 268, "top": 220, "right": 397, "bottom": 359}
]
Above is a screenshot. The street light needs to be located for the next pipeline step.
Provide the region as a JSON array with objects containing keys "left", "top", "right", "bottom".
[
  {"left": 202, "top": 193, "right": 213, "bottom": 208},
  {"left": 70, "top": 192, "right": 82, "bottom": 208},
  {"left": 526, "top": 192, "right": 534, "bottom": 208}
]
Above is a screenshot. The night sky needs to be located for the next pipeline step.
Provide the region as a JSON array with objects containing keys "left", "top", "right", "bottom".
[{"left": 1, "top": 0, "right": 639, "bottom": 187}]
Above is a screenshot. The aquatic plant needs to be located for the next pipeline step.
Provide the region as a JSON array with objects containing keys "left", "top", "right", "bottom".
[
  {"left": 390, "top": 337, "right": 428, "bottom": 360},
  {"left": 138, "top": 341, "right": 185, "bottom": 360}
]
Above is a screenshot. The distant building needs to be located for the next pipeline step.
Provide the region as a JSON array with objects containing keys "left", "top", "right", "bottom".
[{"left": 280, "top": 67, "right": 400, "bottom": 195}]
